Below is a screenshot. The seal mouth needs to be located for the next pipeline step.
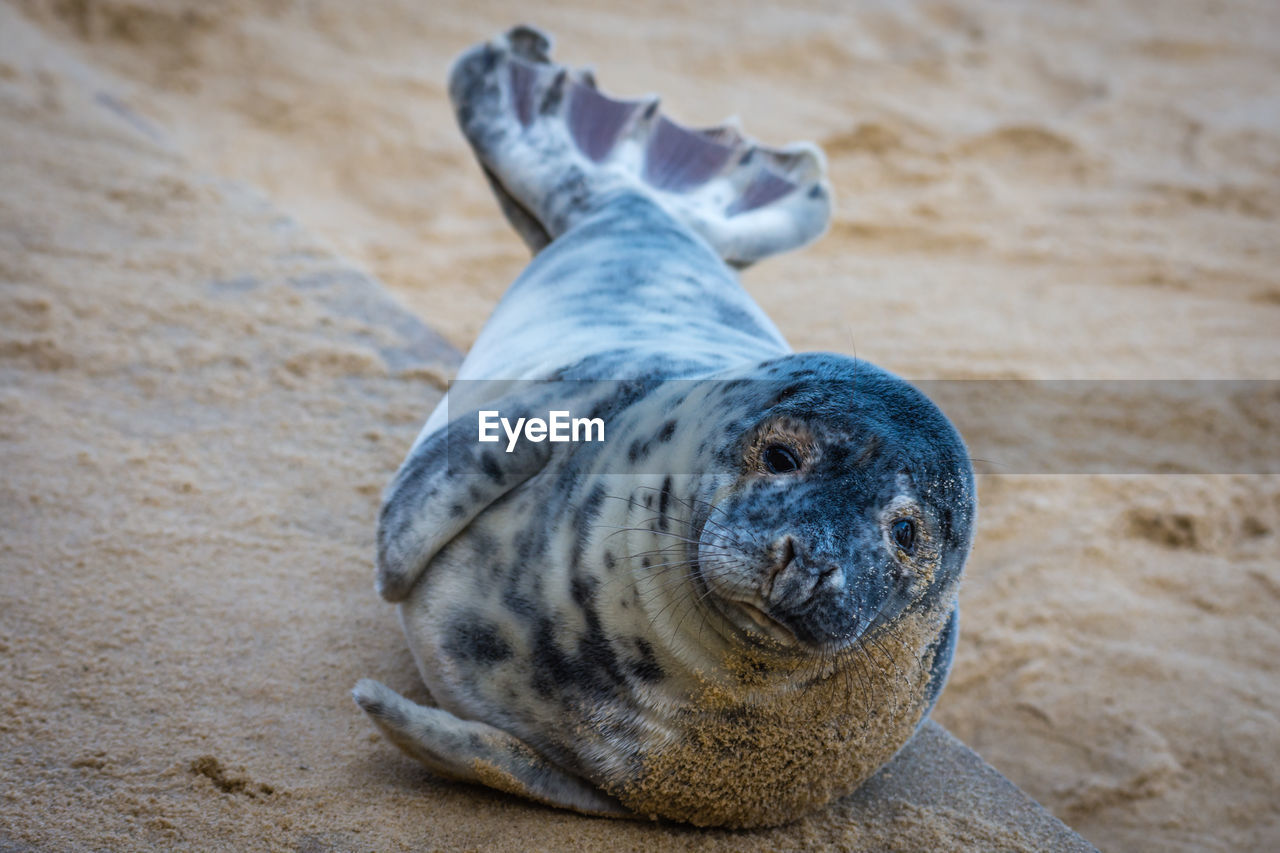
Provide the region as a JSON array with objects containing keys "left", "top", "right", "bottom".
[
  {"left": 696, "top": 571, "right": 800, "bottom": 647},
  {"left": 729, "top": 599, "right": 801, "bottom": 647},
  {"left": 689, "top": 504, "right": 815, "bottom": 648},
  {"left": 701, "top": 569, "right": 867, "bottom": 653},
  {"left": 691, "top": 531, "right": 802, "bottom": 647}
]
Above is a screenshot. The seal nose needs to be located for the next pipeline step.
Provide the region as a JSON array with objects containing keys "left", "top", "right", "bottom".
[{"left": 765, "top": 535, "right": 846, "bottom": 606}]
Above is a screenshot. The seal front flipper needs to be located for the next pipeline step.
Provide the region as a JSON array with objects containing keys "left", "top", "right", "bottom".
[
  {"left": 376, "top": 401, "right": 553, "bottom": 602},
  {"left": 352, "top": 680, "right": 633, "bottom": 818},
  {"left": 448, "top": 25, "right": 832, "bottom": 267}
]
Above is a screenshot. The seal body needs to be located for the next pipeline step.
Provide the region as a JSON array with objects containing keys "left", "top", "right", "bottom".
[{"left": 354, "top": 26, "right": 975, "bottom": 828}]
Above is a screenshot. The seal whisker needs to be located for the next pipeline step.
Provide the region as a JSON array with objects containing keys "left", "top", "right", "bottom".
[
  {"left": 634, "top": 550, "right": 737, "bottom": 578},
  {"left": 634, "top": 558, "right": 745, "bottom": 607},
  {"left": 629, "top": 552, "right": 742, "bottom": 574},
  {"left": 850, "top": 653, "right": 879, "bottom": 723},
  {"left": 667, "top": 564, "right": 731, "bottom": 648},
  {"left": 660, "top": 489, "right": 769, "bottom": 554},
  {"left": 855, "top": 596, "right": 910, "bottom": 687},
  {"left": 684, "top": 497, "right": 767, "bottom": 552},
  {"left": 621, "top": 543, "right": 739, "bottom": 561},
  {"left": 594, "top": 524, "right": 704, "bottom": 545},
  {"left": 618, "top": 486, "right": 762, "bottom": 554},
  {"left": 645, "top": 560, "right": 734, "bottom": 636},
  {"left": 626, "top": 509, "right": 749, "bottom": 550},
  {"left": 864, "top": 634, "right": 909, "bottom": 717},
  {"left": 844, "top": 595, "right": 904, "bottom": 716}
]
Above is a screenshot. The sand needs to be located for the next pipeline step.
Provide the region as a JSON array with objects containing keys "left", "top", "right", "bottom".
[{"left": 1, "top": 0, "right": 1277, "bottom": 850}]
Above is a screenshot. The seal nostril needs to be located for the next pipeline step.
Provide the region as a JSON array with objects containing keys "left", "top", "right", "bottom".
[
  {"left": 764, "top": 535, "right": 798, "bottom": 599},
  {"left": 779, "top": 535, "right": 796, "bottom": 570}
]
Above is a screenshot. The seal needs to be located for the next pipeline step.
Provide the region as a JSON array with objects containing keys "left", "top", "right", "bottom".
[{"left": 352, "top": 25, "right": 976, "bottom": 828}]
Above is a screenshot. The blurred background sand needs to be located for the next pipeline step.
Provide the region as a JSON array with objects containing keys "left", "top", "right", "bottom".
[{"left": 2, "top": 1, "right": 1278, "bottom": 850}]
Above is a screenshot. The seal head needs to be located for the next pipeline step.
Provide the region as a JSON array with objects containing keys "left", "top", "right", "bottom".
[{"left": 690, "top": 355, "right": 973, "bottom": 656}]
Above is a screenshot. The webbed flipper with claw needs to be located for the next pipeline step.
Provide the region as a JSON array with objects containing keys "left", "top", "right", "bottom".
[
  {"left": 448, "top": 25, "right": 832, "bottom": 267},
  {"left": 352, "top": 680, "right": 633, "bottom": 818}
]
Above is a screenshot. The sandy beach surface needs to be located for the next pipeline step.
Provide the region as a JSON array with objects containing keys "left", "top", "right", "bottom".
[{"left": 2, "top": 1, "right": 1278, "bottom": 850}]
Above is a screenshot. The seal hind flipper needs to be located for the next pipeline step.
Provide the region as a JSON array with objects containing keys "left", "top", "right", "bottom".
[
  {"left": 448, "top": 25, "right": 832, "bottom": 267},
  {"left": 352, "top": 680, "right": 632, "bottom": 818}
]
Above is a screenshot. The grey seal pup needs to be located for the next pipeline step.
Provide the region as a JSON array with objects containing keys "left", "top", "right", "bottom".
[{"left": 353, "top": 25, "right": 975, "bottom": 828}]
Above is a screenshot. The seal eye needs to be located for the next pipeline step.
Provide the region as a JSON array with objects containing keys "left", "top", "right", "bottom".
[
  {"left": 891, "top": 518, "right": 916, "bottom": 554},
  {"left": 763, "top": 444, "right": 800, "bottom": 474}
]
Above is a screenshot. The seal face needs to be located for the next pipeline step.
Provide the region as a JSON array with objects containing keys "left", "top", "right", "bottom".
[{"left": 353, "top": 26, "right": 975, "bottom": 828}]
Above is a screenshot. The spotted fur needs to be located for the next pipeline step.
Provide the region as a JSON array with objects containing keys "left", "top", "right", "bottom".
[{"left": 354, "top": 26, "right": 976, "bottom": 827}]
